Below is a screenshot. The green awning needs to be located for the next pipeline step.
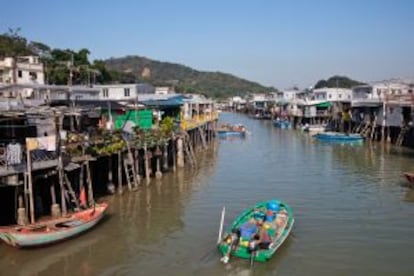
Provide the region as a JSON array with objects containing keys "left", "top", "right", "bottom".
[{"left": 315, "top": 102, "right": 332, "bottom": 108}]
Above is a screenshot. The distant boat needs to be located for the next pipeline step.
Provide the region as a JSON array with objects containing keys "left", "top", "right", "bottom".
[
  {"left": 302, "top": 124, "right": 326, "bottom": 134},
  {"left": 273, "top": 119, "right": 291, "bottom": 129},
  {"left": 314, "top": 132, "right": 364, "bottom": 143},
  {"left": 403, "top": 172, "right": 414, "bottom": 187},
  {"left": 216, "top": 124, "right": 246, "bottom": 137},
  {"left": 0, "top": 202, "right": 108, "bottom": 248},
  {"left": 218, "top": 199, "right": 294, "bottom": 263}
]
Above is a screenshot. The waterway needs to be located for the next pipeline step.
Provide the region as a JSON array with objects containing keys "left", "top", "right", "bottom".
[{"left": 1, "top": 112, "right": 414, "bottom": 276}]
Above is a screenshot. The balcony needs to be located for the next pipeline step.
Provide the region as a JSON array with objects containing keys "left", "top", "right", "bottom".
[{"left": 180, "top": 112, "right": 219, "bottom": 131}]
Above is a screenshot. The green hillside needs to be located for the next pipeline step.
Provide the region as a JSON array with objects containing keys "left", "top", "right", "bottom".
[{"left": 105, "top": 56, "right": 274, "bottom": 98}]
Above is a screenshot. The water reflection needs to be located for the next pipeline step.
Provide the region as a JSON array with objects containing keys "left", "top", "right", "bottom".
[{"left": 2, "top": 112, "right": 414, "bottom": 275}]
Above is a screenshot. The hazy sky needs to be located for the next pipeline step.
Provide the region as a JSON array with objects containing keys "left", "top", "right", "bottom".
[{"left": 2, "top": 0, "right": 413, "bottom": 89}]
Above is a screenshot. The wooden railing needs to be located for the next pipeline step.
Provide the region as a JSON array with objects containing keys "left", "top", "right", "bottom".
[{"left": 180, "top": 112, "right": 219, "bottom": 131}]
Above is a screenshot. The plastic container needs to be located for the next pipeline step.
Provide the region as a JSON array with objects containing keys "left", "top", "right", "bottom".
[{"left": 267, "top": 201, "right": 280, "bottom": 212}]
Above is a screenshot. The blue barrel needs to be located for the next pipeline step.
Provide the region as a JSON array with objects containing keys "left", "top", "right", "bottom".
[{"left": 267, "top": 201, "right": 280, "bottom": 212}]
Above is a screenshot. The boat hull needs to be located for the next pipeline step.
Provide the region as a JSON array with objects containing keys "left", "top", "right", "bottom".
[
  {"left": 217, "top": 130, "right": 246, "bottom": 137},
  {"left": 403, "top": 172, "right": 414, "bottom": 186},
  {"left": 273, "top": 120, "right": 291, "bottom": 129},
  {"left": 218, "top": 199, "right": 294, "bottom": 262},
  {"left": 314, "top": 132, "right": 364, "bottom": 142},
  {"left": 0, "top": 203, "right": 108, "bottom": 248}
]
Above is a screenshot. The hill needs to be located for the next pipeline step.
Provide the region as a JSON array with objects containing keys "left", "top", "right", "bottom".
[
  {"left": 314, "top": 75, "right": 365, "bottom": 89},
  {"left": 104, "top": 56, "right": 274, "bottom": 98}
]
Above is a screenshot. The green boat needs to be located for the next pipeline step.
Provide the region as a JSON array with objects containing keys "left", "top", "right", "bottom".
[{"left": 217, "top": 199, "right": 294, "bottom": 263}]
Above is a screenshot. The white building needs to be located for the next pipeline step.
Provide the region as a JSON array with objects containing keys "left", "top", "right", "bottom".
[
  {"left": 95, "top": 84, "right": 140, "bottom": 101},
  {"left": 0, "top": 56, "right": 45, "bottom": 98},
  {"left": 352, "top": 80, "right": 413, "bottom": 106},
  {"left": 155, "top": 86, "right": 172, "bottom": 95},
  {"left": 312, "top": 88, "right": 352, "bottom": 102},
  {"left": 275, "top": 89, "right": 301, "bottom": 103},
  {"left": 0, "top": 56, "right": 45, "bottom": 85},
  {"left": 352, "top": 79, "right": 414, "bottom": 127}
]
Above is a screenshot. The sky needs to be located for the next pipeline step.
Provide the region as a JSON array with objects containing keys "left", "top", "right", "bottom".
[{"left": 1, "top": 0, "right": 414, "bottom": 89}]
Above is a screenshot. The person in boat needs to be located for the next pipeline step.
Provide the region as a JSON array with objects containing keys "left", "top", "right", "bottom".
[
  {"left": 252, "top": 219, "right": 272, "bottom": 250},
  {"left": 220, "top": 219, "right": 258, "bottom": 264}
]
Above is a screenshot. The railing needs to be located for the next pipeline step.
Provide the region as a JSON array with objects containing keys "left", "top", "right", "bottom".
[
  {"left": 180, "top": 112, "right": 219, "bottom": 131},
  {"left": 0, "top": 142, "right": 58, "bottom": 176}
]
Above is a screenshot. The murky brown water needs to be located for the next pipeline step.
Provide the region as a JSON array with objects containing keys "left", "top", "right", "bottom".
[{"left": 1, "top": 112, "right": 414, "bottom": 276}]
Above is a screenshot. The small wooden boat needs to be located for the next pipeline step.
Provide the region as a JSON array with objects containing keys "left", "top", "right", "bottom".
[
  {"left": 216, "top": 124, "right": 246, "bottom": 137},
  {"left": 314, "top": 132, "right": 364, "bottom": 143},
  {"left": 403, "top": 172, "right": 414, "bottom": 186},
  {"left": 0, "top": 202, "right": 108, "bottom": 248},
  {"left": 218, "top": 199, "right": 294, "bottom": 263}
]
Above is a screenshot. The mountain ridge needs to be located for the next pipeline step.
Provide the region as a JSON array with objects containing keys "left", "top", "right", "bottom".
[{"left": 104, "top": 55, "right": 275, "bottom": 98}]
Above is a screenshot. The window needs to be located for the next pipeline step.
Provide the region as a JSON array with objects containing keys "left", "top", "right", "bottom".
[
  {"left": 103, "top": 88, "right": 109, "bottom": 98},
  {"left": 29, "top": 72, "right": 37, "bottom": 80},
  {"left": 124, "top": 88, "right": 130, "bottom": 97},
  {"left": 328, "top": 94, "right": 332, "bottom": 99},
  {"left": 18, "top": 70, "right": 22, "bottom": 78},
  {"left": 339, "top": 94, "right": 342, "bottom": 99}
]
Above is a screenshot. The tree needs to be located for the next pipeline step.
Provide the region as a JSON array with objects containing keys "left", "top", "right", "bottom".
[{"left": 314, "top": 75, "right": 364, "bottom": 89}]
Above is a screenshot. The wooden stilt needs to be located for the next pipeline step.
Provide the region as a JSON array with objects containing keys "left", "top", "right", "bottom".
[
  {"left": 144, "top": 143, "right": 150, "bottom": 185},
  {"left": 25, "top": 147, "right": 35, "bottom": 224},
  {"left": 79, "top": 163, "right": 84, "bottom": 191},
  {"left": 85, "top": 160, "right": 94, "bottom": 206},
  {"left": 118, "top": 151, "right": 125, "bottom": 192},
  {"left": 50, "top": 180, "right": 57, "bottom": 205},
  {"left": 134, "top": 148, "right": 141, "bottom": 186},
  {"left": 163, "top": 143, "right": 168, "bottom": 171},
  {"left": 177, "top": 137, "right": 185, "bottom": 168},
  {"left": 155, "top": 146, "right": 162, "bottom": 179},
  {"left": 50, "top": 180, "right": 61, "bottom": 218},
  {"left": 171, "top": 134, "right": 176, "bottom": 172},
  {"left": 106, "top": 154, "right": 116, "bottom": 194}
]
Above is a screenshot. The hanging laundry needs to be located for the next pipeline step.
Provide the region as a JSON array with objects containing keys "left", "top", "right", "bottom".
[{"left": 6, "top": 142, "right": 22, "bottom": 165}]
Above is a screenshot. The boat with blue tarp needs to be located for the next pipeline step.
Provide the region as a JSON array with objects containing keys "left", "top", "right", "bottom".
[{"left": 218, "top": 199, "right": 294, "bottom": 264}]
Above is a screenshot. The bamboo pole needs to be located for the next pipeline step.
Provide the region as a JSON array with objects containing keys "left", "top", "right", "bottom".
[{"left": 25, "top": 148, "right": 35, "bottom": 224}]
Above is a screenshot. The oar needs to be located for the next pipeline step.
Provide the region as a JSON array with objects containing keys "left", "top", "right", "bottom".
[
  {"left": 249, "top": 241, "right": 257, "bottom": 268},
  {"left": 217, "top": 206, "right": 226, "bottom": 244}
]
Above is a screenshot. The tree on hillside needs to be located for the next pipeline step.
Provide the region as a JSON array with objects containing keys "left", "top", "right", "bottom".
[{"left": 314, "top": 75, "right": 364, "bottom": 89}]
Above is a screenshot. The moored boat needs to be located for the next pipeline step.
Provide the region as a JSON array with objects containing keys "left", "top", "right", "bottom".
[
  {"left": 218, "top": 199, "right": 294, "bottom": 263},
  {"left": 0, "top": 202, "right": 108, "bottom": 248},
  {"left": 403, "top": 172, "right": 414, "bottom": 187},
  {"left": 216, "top": 124, "right": 246, "bottom": 137},
  {"left": 273, "top": 119, "right": 291, "bottom": 129},
  {"left": 302, "top": 124, "right": 326, "bottom": 134},
  {"left": 314, "top": 132, "right": 364, "bottom": 143}
]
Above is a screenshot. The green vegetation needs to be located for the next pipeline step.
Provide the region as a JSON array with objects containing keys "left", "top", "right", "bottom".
[
  {"left": 1, "top": 29, "right": 273, "bottom": 98},
  {"left": 105, "top": 56, "right": 274, "bottom": 98},
  {"left": 314, "top": 75, "right": 365, "bottom": 89},
  {"left": 0, "top": 29, "right": 136, "bottom": 85}
]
